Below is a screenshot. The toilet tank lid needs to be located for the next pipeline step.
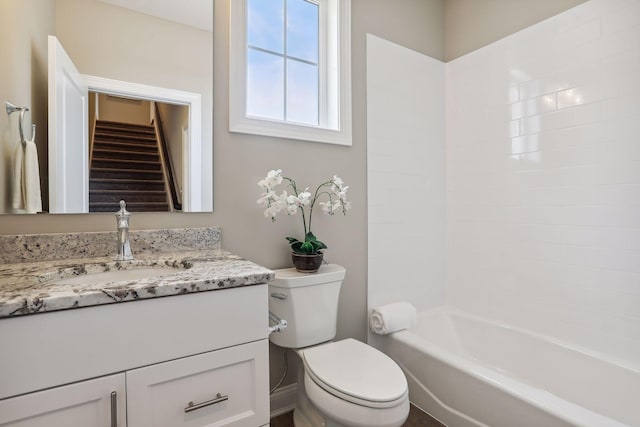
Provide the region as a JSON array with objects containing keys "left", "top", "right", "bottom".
[{"left": 270, "top": 264, "right": 346, "bottom": 288}]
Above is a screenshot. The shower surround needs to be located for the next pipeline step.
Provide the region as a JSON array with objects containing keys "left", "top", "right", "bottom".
[
  {"left": 368, "top": 0, "right": 639, "bottom": 424},
  {"left": 445, "top": 0, "right": 640, "bottom": 365}
]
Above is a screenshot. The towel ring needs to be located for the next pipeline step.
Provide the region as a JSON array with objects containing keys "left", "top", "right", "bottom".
[{"left": 6, "top": 101, "right": 36, "bottom": 145}]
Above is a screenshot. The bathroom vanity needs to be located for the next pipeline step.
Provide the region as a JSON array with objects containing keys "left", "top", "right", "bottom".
[{"left": 0, "top": 228, "right": 273, "bottom": 427}]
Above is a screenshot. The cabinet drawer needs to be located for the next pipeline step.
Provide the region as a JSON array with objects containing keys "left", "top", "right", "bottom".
[
  {"left": 127, "top": 340, "right": 269, "bottom": 427},
  {"left": 0, "top": 373, "right": 126, "bottom": 427}
]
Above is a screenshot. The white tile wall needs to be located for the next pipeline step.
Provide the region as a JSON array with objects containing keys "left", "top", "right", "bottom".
[
  {"left": 366, "top": 35, "right": 446, "bottom": 323},
  {"left": 446, "top": 0, "right": 640, "bottom": 365}
]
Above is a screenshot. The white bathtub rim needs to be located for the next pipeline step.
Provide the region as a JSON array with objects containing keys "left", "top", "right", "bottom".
[
  {"left": 419, "top": 305, "right": 640, "bottom": 374},
  {"left": 397, "top": 359, "right": 491, "bottom": 427},
  {"left": 390, "top": 307, "right": 632, "bottom": 427},
  {"left": 392, "top": 329, "right": 626, "bottom": 427}
]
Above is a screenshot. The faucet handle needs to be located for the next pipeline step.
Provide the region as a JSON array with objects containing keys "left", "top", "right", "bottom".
[
  {"left": 115, "top": 200, "right": 133, "bottom": 261},
  {"left": 115, "top": 200, "right": 131, "bottom": 227}
]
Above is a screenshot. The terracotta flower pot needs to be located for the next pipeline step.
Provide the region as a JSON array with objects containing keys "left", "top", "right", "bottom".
[{"left": 291, "top": 253, "right": 324, "bottom": 273}]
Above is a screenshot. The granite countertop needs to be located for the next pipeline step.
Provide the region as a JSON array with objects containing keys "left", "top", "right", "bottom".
[{"left": 0, "top": 228, "right": 274, "bottom": 318}]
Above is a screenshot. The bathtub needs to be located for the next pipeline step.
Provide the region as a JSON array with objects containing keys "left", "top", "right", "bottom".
[{"left": 377, "top": 307, "right": 639, "bottom": 427}]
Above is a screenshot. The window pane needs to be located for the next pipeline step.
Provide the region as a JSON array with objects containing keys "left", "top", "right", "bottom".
[
  {"left": 286, "top": 59, "right": 318, "bottom": 125},
  {"left": 286, "top": 0, "right": 318, "bottom": 63},
  {"left": 248, "top": 0, "right": 284, "bottom": 54},
  {"left": 247, "top": 49, "right": 284, "bottom": 120}
]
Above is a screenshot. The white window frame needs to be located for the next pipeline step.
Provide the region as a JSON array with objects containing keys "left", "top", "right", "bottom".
[{"left": 229, "top": 0, "right": 352, "bottom": 146}]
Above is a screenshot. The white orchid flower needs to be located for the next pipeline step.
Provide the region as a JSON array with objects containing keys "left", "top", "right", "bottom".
[
  {"left": 298, "top": 190, "right": 311, "bottom": 205},
  {"left": 320, "top": 201, "right": 332, "bottom": 214},
  {"left": 267, "top": 169, "right": 283, "bottom": 187},
  {"left": 264, "top": 205, "right": 279, "bottom": 218}
]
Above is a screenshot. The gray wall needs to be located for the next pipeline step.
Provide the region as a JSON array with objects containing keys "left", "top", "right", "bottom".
[
  {"left": 445, "top": 0, "right": 588, "bottom": 60},
  {"left": 156, "top": 102, "right": 189, "bottom": 194},
  {"left": 0, "top": 0, "right": 54, "bottom": 213},
  {"left": 97, "top": 95, "right": 151, "bottom": 125}
]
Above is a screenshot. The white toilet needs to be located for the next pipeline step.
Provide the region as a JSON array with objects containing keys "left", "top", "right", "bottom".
[{"left": 269, "top": 264, "right": 410, "bottom": 427}]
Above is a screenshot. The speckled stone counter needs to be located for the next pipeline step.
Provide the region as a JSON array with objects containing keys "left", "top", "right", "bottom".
[{"left": 0, "top": 228, "right": 274, "bottom": 318}]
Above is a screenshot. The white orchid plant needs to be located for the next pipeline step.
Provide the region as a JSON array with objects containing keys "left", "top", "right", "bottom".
[{"left": 257, "top": 169, "right": 351, "bottom": 255}]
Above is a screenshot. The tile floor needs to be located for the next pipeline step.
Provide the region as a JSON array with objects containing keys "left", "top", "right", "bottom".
[{"left": 270, "top": 404, "right": 445, "bottom": 426}]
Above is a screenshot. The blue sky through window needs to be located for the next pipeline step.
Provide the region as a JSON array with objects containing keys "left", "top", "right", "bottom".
[
  {"left": 247, "top": 0, "right": 319, "bottom": 125},
  {"left": 287, "top": 59, "right": 318, "bottom": 124},
  {"left": 248, "top": 0, "right": 284, "bottom": 53},
  {"left": 247, "top": 49, "right": 284, "bottom": 120},
  {"left": 287, "top": 0, "right": 319, "bottom": 63}
]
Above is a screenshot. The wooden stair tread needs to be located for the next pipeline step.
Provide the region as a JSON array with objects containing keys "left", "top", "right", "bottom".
[
  {"left": 91, "top": 157, "right": 162, "bottom": 171},
  {"left": 89, "top": 202, "right": 169, "bottom": 211},
  {"left": 89, "top": 167, "right": 162, "bottom": 174},
  {"left": 94, "top": 134, "right": 157, "bottom": 143},
  {"left": 90, "top": 178, "right": 164, "bottom": 183},
  {"left": 92, "top": 141, "right": 158, "bottom": 151},
  {"left": 92, "top": 149, "right": 160, "bottom": 161},
  {"left": 96, "top": 120, "right": 154, "bottom": 129}
]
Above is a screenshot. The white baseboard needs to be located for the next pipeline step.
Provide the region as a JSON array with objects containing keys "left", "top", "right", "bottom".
[{"left": 270, "top": 383, "right": 297, "bottom": 418}]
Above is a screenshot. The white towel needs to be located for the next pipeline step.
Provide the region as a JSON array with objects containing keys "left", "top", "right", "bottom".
[
  {"left": 12, "top": 140, "right": 42, "bottom": 214},
  {"left": 369, "top": 302, "right": 417, "bottom": 335}
]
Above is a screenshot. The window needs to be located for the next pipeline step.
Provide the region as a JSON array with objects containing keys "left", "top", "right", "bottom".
[{"left": 230, "top": 0, "right": 352, "bottom": 145}]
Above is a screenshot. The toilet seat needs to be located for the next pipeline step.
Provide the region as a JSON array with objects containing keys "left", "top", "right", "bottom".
[{"left": 301, "top": 338, "right": 408, "bottom": 409}]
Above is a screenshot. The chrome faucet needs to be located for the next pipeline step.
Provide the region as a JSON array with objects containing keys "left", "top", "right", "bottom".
[{"left": 115, "top": 200, "right": 133, "bottom": 261}]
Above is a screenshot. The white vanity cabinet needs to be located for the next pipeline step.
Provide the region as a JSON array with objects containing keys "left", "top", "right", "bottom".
[{"left": 0, "top": 285, "right": 270, "bottom": 427}]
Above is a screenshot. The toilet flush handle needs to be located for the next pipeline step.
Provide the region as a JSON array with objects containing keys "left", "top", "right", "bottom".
[
  {"left": 270, "top": 292, "right": 287, "bottom": 300},
  {"left": 268, "top": 311, "right": 288, "bottom": 335}
]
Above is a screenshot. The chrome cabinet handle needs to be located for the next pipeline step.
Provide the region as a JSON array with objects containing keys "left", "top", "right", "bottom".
[
  {"left": 110, "top": 391, "right": 117, "bottom": 427},
  {"left": 184, "top": 393, "right": 229, "bottom": 413}
]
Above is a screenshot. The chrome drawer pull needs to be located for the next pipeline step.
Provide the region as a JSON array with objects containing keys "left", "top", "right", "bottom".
[
  {"left": 110, "top": 391, "right": 117, "bottom": 427},
  {"left": 184, "top": 393, "right": 229, "bottom": 413}
]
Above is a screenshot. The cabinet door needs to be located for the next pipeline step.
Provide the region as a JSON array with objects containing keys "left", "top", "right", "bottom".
[
  {"left": 0, "top": 373, "right": 126, "bottom": 427},
  {"left": 127, "top": 340, "right": 269, "bottom": 427}
]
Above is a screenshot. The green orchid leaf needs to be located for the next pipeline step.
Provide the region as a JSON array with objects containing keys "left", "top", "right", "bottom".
[
  {"left": 313, "top": 239, "right": 328, "bottom": 250},
  {"left": 305, "top": 232, "right": 318, "bottom": 242},
  {"left": 285, "top": 236, "right": 300, "bottom": 244},
  {"left": 290, "top": 241, "right": 305, "bottom": 253},
  {"left": 300, "top": 241, "right": 315, "bottom": 254}
]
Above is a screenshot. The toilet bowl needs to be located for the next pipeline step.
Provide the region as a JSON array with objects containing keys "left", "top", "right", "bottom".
[{"left": 269, "top": 265, "right": 409, "bottom": 427}]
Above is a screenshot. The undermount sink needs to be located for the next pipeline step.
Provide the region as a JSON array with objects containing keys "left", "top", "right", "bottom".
[
  {"left": 41, "top": 260, "right": 192, "bottom": 286},
  {"left": 50, "top": 267, "right": 181, "bottom": 285}
]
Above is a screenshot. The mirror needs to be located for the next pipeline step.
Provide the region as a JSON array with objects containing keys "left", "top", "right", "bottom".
[{"left": 0, "top": 0, "right": 213, "bottom": 214}]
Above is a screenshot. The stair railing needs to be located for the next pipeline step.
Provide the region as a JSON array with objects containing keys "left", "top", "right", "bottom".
[{"left": 152, "top": 102, "right": 182, "bottom": 211}]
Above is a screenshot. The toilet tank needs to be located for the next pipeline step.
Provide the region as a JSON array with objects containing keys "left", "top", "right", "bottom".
[{"left": 269, "top": 264, "right": 346, "bottom": 348}]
